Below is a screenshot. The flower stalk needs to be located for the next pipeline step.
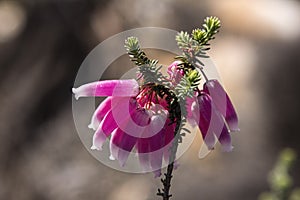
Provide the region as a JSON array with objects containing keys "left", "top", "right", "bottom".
[{"left": 157, "top": 118, "right": 181, "bottom": 199}]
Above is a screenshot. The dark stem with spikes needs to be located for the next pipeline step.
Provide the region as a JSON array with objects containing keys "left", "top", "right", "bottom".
[{"left": 157, "top": 113, "right": 182, "bottom": 200}]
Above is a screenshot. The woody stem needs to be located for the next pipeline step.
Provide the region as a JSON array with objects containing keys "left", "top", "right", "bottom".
[{"left": 157, "top": 117, "right": 181, "bottom": 200}]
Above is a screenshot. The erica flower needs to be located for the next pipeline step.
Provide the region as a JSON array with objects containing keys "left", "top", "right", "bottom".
[
  {"left": 192, "top": 79, "right": 239, "bottom": 152},
  {"left": 203, "top": 80, "right": 239, "bottom": 132},
  {"left": 72, "top": 79, "right": 176, "bottom": 177},
  {"left": 167, "top": 61, "right": 184, "bottom": 86}
]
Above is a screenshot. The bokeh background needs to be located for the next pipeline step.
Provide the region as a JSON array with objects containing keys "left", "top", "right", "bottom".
[{"left": 0, "top": 0, "right": 300, "bottom": 199}]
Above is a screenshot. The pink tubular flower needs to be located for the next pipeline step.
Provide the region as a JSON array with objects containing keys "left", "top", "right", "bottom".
[
  {"left": 72, "top": 79, "right": 139, "bottom": 100},
  {"left": 167, "top": 61, "right": 184, "bottom": 86},
  {"left": 203, "top": 80, "right": 239, "bottom": 132},
  {"left": 72, "top": 79, "right": 176, "bottom": 176},
  {"left": 192, "top": 79, "right": 239, "bottom": 152},
  {"left": 167, "top": 61, "right": 198, "bottom": 126}
]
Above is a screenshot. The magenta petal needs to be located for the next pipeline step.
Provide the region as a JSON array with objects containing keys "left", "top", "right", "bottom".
[
  {"left": 131, "top": 109, "right": 151, "bottom": 126},
  {"left": 72, "top": 79, "right": 139, "bottom": 99},
  {"left": 148, "top": 129, "right": 165, "bottom": 153},
  {"left": 90, "top": 110, "right": 120, "bottom": 151},
  {"left": 91, "top": 97, "right": 135, "bottom": 150},
  {"left": 137, "top": 119, "right": 173, "bottom": 176},
  {"left": 91, "top": 101, "right": 136, "bottom": 153},
  {"left": 197, "top": 94, "right": 216, "bottom": 149},
  {"left": 101, "top": 97, "right": 137, "bottom": 136},
  {"left": 203, "top": 80, "right": 239, "bottom": 132},
  {"left": 138, "top": 114, "right": 167, "bottom": 153},
  {"left": 137, "top": 137, "right": 149, "bottom": 153},
  {"left": 88, "top": 97, "right": 112, "bottom": 130},
  {"left": 219, "top": 126, "right": 233, "bottom": 152},
  {"left": 163, "top": 121, "right": 176, "bottom": 164},
  {"left": 99, "top": 110, "right": 119, "bottom": 136},
  {"left": 198, "top": 93, "right": 234, "bottom": 151},
  {"left": 137, "top": 142, "right": 151, "bottom": 172},
  {"left": 148, "top": 127, "right": 166, "bottom": 176},
  {"left": 164, "top": 120, "right": 176, "bottom": 146},
  {"left": 118, "top": 108, "right": 151, "bottom": 138},
  {"left": 110, "top": 127, "right": 137, "bottom": 166}
]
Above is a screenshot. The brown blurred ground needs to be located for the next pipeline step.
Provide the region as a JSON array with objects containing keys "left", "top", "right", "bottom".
[{"left": 0, "top": 0, "right": 300, "bottom": 200}]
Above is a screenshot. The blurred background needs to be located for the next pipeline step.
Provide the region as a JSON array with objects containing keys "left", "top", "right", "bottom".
[{"left": 0, "top": 0, "right": 300, "bottom": 199}]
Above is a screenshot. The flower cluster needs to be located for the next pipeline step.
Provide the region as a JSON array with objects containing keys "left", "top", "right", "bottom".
[
  {"left": 72, "top": 17, "right": 239, "bottom": 179},
  {"left": 192, "top": 80, "right": 239, "bottom": 152},
  {"left": 73, "top": 79, "right": 176, "bottom": 177},
  {"left": 72, "top": 62, "right": 238, "bottom": 177},
  {"left": 168, "top": 62, "right": 239, "bottom": 152}
]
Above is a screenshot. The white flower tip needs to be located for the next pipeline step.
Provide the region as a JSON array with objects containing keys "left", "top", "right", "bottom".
[
  {"left": 72, "top": 88, "right": 80, "bottom": 100},
  {"left": 222, "top": 145, "right": 234, "bottom": 152},
  {"left": 88, "top": 123, "right": 96, "bottom": 130},
  {"left": 91, "top": 145, "right": 102, "bottom": 151},
  {"left": 109, "top": 155, "right": 116, "bottom": 161},
  {"left": 72, "top": 87, "right": 77, "bottom": 94}
]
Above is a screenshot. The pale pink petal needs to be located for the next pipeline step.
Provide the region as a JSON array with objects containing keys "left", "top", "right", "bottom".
[
  {"left": 110, "top": 127, "right": 137, "bottom": 167},
  {"left": 191, "top": 100, "right": 200, "bottom": 125},
  {"left": 91, "top": 125, "right": 107, "bottom": 150},
  {"left": 167, "top": 61, "right": 181, "bottom": 77},
  {"left": 147, "top": 123, "right": 168, "bottom": 177},
  {"left": 90, "top": 111, "right": 118, "bottom": 151},
  {"left": 150, "top": 150, "right": 163, "bottom": 177},
  {"left": 186, "top": 96, "right": 198, "bottom": 127},
  {"left": 167, "top": 61, "right": 184, "bottom": 86},
  {"left": 88, "top": 97, "right": 112, "bottom": 130},
  {"left": 109, "top": 128, "right": 119, "bottom": 161},
  {"left": 72, "top": 79, "right": 139, "bottom": 99},
  {"left": 137, "top": 137, "right": 152, "bottom": 172}
]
